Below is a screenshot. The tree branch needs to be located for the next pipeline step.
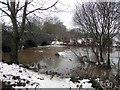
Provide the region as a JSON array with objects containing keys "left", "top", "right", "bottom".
[
  {"left": 0, "top": 1, "right": 7, "bottom": 5},
  {"left": 16, "top": 0, "right": 33, "bottom": 15},
  {"left": 26, "top": 0, "right": 59, "bottom": 16},
  {"left": 0, "top": 8, "right": 11, "bottom": 18},
  {"left": 19, "top": 0, "right": 28, "bottom": 38}
]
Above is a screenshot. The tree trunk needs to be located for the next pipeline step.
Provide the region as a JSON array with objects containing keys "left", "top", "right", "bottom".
[
  {"left": 91, "top": 46, "right": 100, "bottom": 64},
  {"left": 9, "top": 1, "right": 19, "bottom": 64},
  {"left": 100, "top": 47, "right": 104, "bottom": 62},
  {"left": 10, "top": 18, "right": 19, "bottom": 64},
  {"left": 107, "top": 24, "right": 111, "bottom": 68},
  {"left": 11, "top": 37, "right": 19, "bottom": 64},
  {"left": 107, "top": 47, "right": 111, "bottom": 68},
  {"left": 107, "top": 52, "right": 110, "bottom": 65},
  {"left": 10, "top": 21, "right": 20, "bottom": 64},
  {"left": 99, "top": 39, "right": 104, "bottom": 62}
]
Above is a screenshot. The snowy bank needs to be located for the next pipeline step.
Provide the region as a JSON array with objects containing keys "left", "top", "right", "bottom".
[
  {"left": 38, "top": 45, "right": 66, "bottom": 48},
  {"left": 0, "top": 62, "right": 92, "bottom": 88}
]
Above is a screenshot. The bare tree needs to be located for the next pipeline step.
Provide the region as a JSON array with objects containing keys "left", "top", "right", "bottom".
[
  {"left": 74, "top": 2, "right": 120, "bottom": 68},
  {"left": 0, "top": 0, "right": 58, "bottom": 64}
]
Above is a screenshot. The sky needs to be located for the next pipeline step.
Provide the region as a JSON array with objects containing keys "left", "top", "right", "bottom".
[
  {"left": 56, "top": 0, "right": 119, "bottom": 29},
  {"left": 1, "top": 0, "right": 117, "bottom": 29},
  {"left": 0, "top": 0, "right": 78, "bottom": 29},
  {"left": 55, "top": 0, "right": 77, "bottom": 29}
]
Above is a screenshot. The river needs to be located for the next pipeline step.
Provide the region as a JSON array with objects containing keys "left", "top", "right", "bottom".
[{"left": 2, "top": 45, "right": 120, "bottom": 83}]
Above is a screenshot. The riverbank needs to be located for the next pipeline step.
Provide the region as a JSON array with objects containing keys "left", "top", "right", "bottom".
[{"left": 0, "top": 62, "right": 93, "bottom": 89}]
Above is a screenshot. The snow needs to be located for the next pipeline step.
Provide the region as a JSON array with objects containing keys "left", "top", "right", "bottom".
[
  {"left": 0, "top": 62, "right": 93, "bottom": 88},
  {"left": 51, "top": 40, "right": 60, "bottom": 45},
  {"left": 51, "top": 39, "right": 64, "bottom": 45},
  {"left": 77, "top": 39, "right": 82, "bottom": 44},
  {"left": 34, "top": 50, "right": 43, "bottom": 53},
  {"left": 113, "top": 37, "right": 119, "bottom": 42},
  {"left": 57, "top": 51, "right": 74, "bottom": 57},
  {"left": 113, "top": 43, "right": 117, "bottom": 47},
  {"left": 38, "top": 45, "right": 66, "bottom": 47},
  {"left": 47, "top": 45, "right": 65, "bottom": 47}
]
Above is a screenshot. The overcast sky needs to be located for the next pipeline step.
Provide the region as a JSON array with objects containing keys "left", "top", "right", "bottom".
[
  {"left": 0, "top": 0, "right": 78, "bottom": 29},
  {"left": 55, "top": 0, "right": 77, "bottom": 29},
  {"left": 0, "top": 0, "right": 118, "bottom": 29},
  {"left": 1, "top": 0, "right": 116, "bottom": 29}
]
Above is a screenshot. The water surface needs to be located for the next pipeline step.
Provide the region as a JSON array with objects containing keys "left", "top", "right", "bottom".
[{"left": 2, "top": 46, "right": 120, "bottom": 81}]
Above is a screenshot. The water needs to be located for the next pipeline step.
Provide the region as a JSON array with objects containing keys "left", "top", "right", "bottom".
[{"left": 2, "top": 45, "right": 120, "bottom": 80}]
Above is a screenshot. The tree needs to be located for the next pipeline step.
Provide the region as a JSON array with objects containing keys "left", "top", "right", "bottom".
[
  {"left": 74, "top": 2, "right": 120, "bottom": 67},
  {"left": 42, "top": 17, "right": 67, "bottom": 39},
  {"left": 24, "top": 16, "right": 43, "bottom": 33},
  {"left": 0, "top": 0, "right": 58, "bottom": 64}
]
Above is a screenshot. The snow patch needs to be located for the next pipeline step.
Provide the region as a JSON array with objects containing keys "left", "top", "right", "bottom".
[
  {"left": 51, "top": 40, "right": 60, "bottom": 45},
  {"left": 0, "top": 62, "right": 93, "bottom": 88}
]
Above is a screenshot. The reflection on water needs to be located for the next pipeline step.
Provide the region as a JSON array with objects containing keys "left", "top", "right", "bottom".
[{"left": 2, "top": 46, "right": 120, "bottom": 80}]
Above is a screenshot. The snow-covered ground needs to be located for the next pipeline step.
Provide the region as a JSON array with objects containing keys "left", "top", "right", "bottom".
[
  {"left": 0, "top": 62, "right": 93, "bottom": 89},
  {"left": 38, "top": 45, "right": 66, "bottom": 47}
]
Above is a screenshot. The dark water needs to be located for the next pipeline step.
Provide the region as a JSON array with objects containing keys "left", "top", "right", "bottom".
[{"left": 2, "top": 46, "right": 120, "bottom": 81}]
